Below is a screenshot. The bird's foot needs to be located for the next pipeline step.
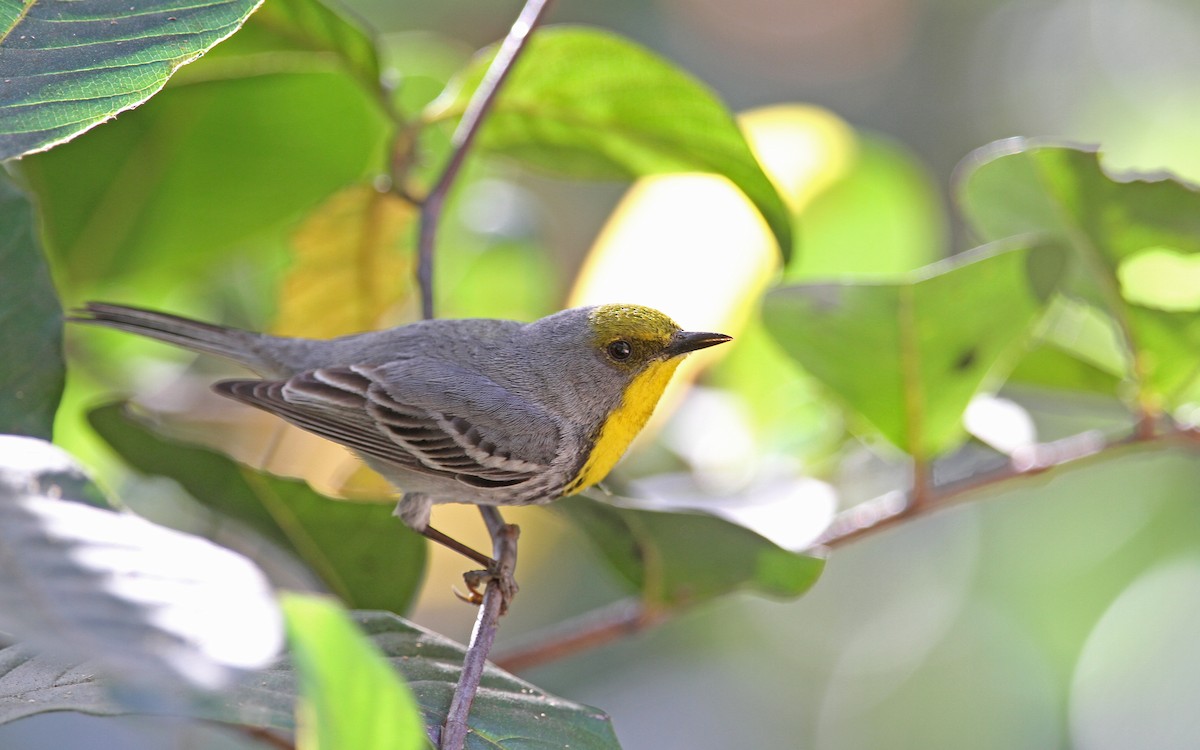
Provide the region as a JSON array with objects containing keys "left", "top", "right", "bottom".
[
  {"left": 453, "top": 523, "right": 520, "bottom": 614},
  {"left": 456, "top": 563, "right": 519, "bottom": 614}
]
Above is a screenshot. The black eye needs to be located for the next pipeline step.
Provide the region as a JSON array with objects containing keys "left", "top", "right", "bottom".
[{"left": 607, "top": 340, "right": 633, "bottom": 361}]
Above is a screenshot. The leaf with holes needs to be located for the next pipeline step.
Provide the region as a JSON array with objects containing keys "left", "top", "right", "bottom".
[
  {"left": 763, "top": 241, "right": 1064, "bottom": 459},
  {"left": 0, "top": 174, "right": 62, "bottom": 439}
]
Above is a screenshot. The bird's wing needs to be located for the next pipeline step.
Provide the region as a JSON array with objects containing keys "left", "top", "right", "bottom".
[{"left": 213, "top": 362, "right": 562, "bottom": 491}]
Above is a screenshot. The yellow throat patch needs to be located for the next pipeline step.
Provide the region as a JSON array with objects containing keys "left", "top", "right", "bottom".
[{"left": 564, "top": 356, "right": 682, "bottom": 494}]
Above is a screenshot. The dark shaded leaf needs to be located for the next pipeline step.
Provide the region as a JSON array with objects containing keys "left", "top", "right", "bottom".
[
  {"left": 555, "top": 496, "right": 825, "bottom": 608},
  {"left": 234, "top": 611, "right": 621, "bottom": 749},
  {"left": 0, "top": 646, "right": 119, "bottom": 725},
  {"left": 88, "top": 403, "right": 426, "bottom": 614},
  {"left": 0, "top": 174, "right": 62, "bottom": 439},
  {"left": 2, "top": 611, "right": 623, "bottom": 749}
]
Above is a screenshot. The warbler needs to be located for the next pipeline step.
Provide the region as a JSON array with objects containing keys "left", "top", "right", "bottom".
[{"left": 73, "top": 302, "right": 730, "bottom": 551}]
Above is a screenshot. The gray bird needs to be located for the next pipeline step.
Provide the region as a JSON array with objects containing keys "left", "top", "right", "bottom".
[{"left": 73, "top": 302, "right": 731, "bottom": 596}]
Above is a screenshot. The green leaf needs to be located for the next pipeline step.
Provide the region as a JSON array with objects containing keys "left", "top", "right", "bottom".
[
  {"left": 555, "top": 496, "right": 824, "bottom": 608},
  {"left": 0, "top": 0, "right": 264, "bottom": 160},
  {"left": 0, "top": 173, "right": 62, "bottom": 439},
  {"left": 220, "top": 0, "right": 381, "bottom": 91},
  {"left": 18, "top": 4, "right": 390, "bottom": 292},
  {"left": 2, "top": 610, "right": 623, "bottom": 748},
  {"left": 763, "top": 241, "right": 1064, "bottom": 459},
  {"left": 957, "top": 140, "right": 1200, "bottom": 407},
  {"left": 0, "top": 645, "right": 120, "bottom": 725},
  {"left": 958, "top": 142, "right": 1200, "bottom": 264},
  {"left": 427, "top": 26, "right": 793, "bottom": 258},
  {"left": 87, "top": 403, "right": 426, "bottom": 614},
  {"left": 1007, "top": 295, "right": 1128, "bottom": 395},
  {"left": 282, "top": 595, "right": 426, "bottom": 750},
  {"left": 1006, "top": 344, "right": 1123, "bottom": 396},
  {"left": 1125, "top": 305, "right": 1200, "bottom": 403}
]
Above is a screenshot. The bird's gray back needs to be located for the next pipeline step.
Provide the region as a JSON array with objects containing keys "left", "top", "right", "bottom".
[
  {"left": 263, "top": 318, "right": 525, "bottom": 373},
  {"left": 263, "top": 309, "right": 621, "bottom": 437}
]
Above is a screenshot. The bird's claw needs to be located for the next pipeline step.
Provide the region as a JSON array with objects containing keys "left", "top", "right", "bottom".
[{"left": 454, "top": 564, "right": 519, "bottom": 614}]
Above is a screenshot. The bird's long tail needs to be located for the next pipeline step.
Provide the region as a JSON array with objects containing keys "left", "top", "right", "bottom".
[{"left": 70, "top": 302, "right": 278, "bottom": 374}]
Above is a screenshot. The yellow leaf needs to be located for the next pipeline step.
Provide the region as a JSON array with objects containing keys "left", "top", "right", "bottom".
[
  {"left": 263, "top": 184, "right": 417, "bottom": 500},
  {"left": 739, "top": 104, "right": 857, "bottom": 214},
  {"left": 275, "top": 185, "right": 416, "bottom": 338}
]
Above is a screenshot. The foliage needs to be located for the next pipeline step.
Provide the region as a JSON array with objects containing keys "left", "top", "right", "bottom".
[
  {"left": 0, "top": 172, "right": 62, "bottom": 439},
  {"left": 88, "top": 402, "right": 428, "bottom": 614},
  {"left": 2, "top": 0, "right": 1200, "bottom": 748}
]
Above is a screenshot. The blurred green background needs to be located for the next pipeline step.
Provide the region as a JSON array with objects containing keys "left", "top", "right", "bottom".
[{"left": 7, "top": 0, "right": 1200, "bottom": 748}]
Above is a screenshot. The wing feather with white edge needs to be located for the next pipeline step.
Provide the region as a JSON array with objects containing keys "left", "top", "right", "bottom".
[{"left": 213, "top": 363, "right": 561, "bottom": 492}]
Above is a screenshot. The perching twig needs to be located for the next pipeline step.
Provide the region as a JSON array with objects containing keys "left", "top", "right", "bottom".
[
  {"left": 415, "top": 0, "right": 554, "bottom": 321},
  {"left": 440, "top": 518, "right": 519, "bottom": 750},
  {"left": 493, "top": 422, "right": 1194, "bottom": 672}
]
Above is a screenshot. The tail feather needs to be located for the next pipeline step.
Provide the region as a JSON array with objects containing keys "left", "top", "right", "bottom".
[{"left": 71, "top": 302, "right": 271, "bottom": 373}]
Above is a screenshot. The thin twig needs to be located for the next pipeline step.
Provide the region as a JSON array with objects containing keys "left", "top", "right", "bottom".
[
  {"left": 415, "top": 0, "right": 554, "bottom": 320},
  {"left": 440, "top": 521, "right": 520, "bottom": 750},
  {"left": 491, "top": 423, "right": 1198, "bottom": 672},
  {"left": 814, "top": 427, "right": 1137, "bottom": 548},
  {"left": 909, "top": 456, "right": 933, "bottom": 511}
]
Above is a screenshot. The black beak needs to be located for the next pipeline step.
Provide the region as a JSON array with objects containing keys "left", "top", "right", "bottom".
[{"left": 665, "top": 330, "right": 733, "bottom": 357}]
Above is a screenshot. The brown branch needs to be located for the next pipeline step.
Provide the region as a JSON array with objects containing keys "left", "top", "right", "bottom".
[
  {"left": 494, "top": 597, "right": 665, "bottom": 673},
  {"left": 815, "top": 427, "right": 1133, "bottom": 549},
  {"left": 212, "top": 723, "right": 294, "bottom": 750},
  {"left": 492, "top": 423, "right": 1197, "bottom": 672},
  {"left": 909, "top": 456, "right": 933, "bottom": 511},
  {"left": 414, "top": 0, "right": 554, "bottom": 321}
]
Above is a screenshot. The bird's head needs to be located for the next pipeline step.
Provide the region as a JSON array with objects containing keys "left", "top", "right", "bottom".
[
  {"left": 584, "top": 304, "right": 731, "bottom": 371},
  {"left": 518, "top": 303, "right": 730, "bottom": 423}
]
